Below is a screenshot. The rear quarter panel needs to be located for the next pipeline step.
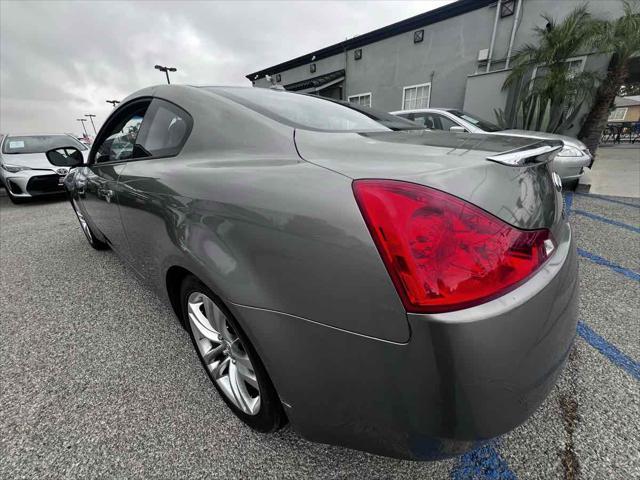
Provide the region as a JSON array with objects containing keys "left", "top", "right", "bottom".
[{"left": 115, "top": 87, "right": 409, "bottom": 342}]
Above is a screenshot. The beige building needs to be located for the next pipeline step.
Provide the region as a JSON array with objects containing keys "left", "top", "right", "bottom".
[{"left": 609, "top": 96, "right": 640, "bottom": 123}]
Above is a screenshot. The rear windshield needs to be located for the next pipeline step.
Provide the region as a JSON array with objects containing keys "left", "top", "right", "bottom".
[
  {"left": 207, "top": 87, "right": 422, "bottom": 132},
  {"left": 2, "top": 135, "right": 87, "bottom": 154}
]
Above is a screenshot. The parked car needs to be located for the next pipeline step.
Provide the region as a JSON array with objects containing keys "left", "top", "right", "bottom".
[
  {"left": 0, "top": 134, "right": 88, "bottom": 203},
  {"left": 391, "top": 108, "right": 592, "bottom": 187},
  {"left": 50, "top": 85, "right": 578, "bottom": 461}
]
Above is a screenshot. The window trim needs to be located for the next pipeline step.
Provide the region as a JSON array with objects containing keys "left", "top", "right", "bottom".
[
  {"left": 401, "top": 82, "right": 431, "bottom": 110},
  {"left": 608, "top": 107, "right": 627, "bottom": 121},
  {"left": 347, "top": 92, "right": 372, "bottom": 107},
  {"left": 88, "top": 97, "right": 193, "bottom": 166}
]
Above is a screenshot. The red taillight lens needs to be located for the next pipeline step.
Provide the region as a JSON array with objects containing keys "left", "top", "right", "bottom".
[{"left": 353, "top": 180, "right": 555, "bottom": 313}]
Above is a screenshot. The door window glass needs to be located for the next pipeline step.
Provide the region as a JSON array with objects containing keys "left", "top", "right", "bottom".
[
  {"left": 94, "top": 105, "right": 148, "bottom": 163},
  {"left": 413, "top": 113, "right": 438, "bottom": 129},
  {"left": 138, "top": 99, "right": 192, "bottom": 157},
  {"left": 436, "top": 115, "right": 458, "bottom": 131}
]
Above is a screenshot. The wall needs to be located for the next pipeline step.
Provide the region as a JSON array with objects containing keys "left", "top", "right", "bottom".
[
  {"left": 463, "top": 70, "right": 510, "bottom": 122},
  {"left": 251, "top": 0, "right": 627, "bottom": 125}
]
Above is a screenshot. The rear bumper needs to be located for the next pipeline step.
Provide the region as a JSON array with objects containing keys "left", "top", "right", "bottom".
[{"left": 231, "top": 223, "right": 578, "bottom": 460}]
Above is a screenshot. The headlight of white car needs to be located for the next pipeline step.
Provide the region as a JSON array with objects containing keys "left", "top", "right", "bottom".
[
  {"left": 556, "top": 146, "right": 583, "bottom": 157},
  {"left": 1, "top": 164, "right": 32, "bottom": 173}
]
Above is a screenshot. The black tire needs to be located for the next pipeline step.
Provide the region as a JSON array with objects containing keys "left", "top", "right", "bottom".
[
  {"left": 564, "top": 179, "right": 579, "bottom": 191},
  {"left": 70, "top": 198, "right": 109, "bottom": 250},
  {"left": 180, "top": 275, "right": 286, "bottom": 433}
]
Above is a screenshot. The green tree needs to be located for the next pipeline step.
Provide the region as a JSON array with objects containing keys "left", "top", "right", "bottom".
[
  {"left": 578, "top": 1, "right": 640, "bottom": 155},
  {"left": 497, "top": 5, "right": 600, "bottom": 133}
]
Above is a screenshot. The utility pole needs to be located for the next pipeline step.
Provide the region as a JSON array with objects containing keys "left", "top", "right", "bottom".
[
  {"left": 76, "top": 118, "right": 88, "bottom": 136},
  {"left": 106, "top": 99, "right": 120, "bottom": 108},
  {"left": 85, "top": 114, "right": 97, "bottom": 134},
  {"left": 154, "top": 64, "right": 177, "bottom": 84}
]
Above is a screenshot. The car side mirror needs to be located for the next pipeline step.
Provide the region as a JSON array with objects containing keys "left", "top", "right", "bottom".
[
  {"left": 45, "top": 147, "right": 84, "bottom": 167},
  {"left": 450, "top": 126, "right": 466, "bottom": 133}
]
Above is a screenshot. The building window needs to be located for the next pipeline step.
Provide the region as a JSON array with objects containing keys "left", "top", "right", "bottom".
[
  {"left": 276, "top": 74, "right": 281, "bottom": 82},
  {"left": 354, "top": 48, "right": 362, "bottom": 60},
  {"left": 348, "top": 93, "right": 372, "bottom": 107},
  {"left": 402, "top": 83, "right": 431, "bottom": 110},
  {"left": 501, "top": 0, "right": 515, "bottom": 18},
  {"left": 530, "top": 56, "right": 586, "bottom": 90},
  {"left": 414, "top": 29, "right": 424, "bottom": 43},
  {"left": 310, "top": 63, "right": 316, "bottom": 73},
  {"left": 608, "top": 107, "right": 627, "bottom": 121}
]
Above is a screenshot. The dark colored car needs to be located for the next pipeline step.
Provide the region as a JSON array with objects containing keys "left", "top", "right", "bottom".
[{"left": 48, "top": 85, "right": 578, "bottom": 460}]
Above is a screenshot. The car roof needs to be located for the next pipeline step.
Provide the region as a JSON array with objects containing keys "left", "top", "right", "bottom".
[{"left": 390, "top": 108, "right": 455, "bottom": 115}]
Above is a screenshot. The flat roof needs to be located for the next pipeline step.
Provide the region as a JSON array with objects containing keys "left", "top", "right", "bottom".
[{"left": 246, "top": 0, "right": 494, "bottom": 81}]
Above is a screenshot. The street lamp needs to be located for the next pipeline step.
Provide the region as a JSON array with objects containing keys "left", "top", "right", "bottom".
[
  {"left": 85, "top": 114, "right": 97, "bottom": 134},
  {"left": 76, "top": 118, "right": 88, "bottom": 136},
  {"left": 154, "top": 64, "right": 177, "bottom": 84},
  {"left": 106, "top": 99, "right": 120, "bottom": 108}
]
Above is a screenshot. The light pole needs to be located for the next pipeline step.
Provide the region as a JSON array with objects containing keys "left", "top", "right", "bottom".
[
  {"left": 154, "top": 64, "right": 177, "bottom": 84},
  {"left": 106, "top": 99, "right": 120, "bottom": 108},
  {"left": 76, "top": 118, "right": 88, "bottom": 137},
  {"left": 85, "top": 114, "right": 97, "bottom": 134}
]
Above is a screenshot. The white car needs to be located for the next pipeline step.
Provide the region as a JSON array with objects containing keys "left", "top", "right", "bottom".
[
  {"left": 391, "top": 108, "right": 592, "bottom": 186},
  {"left": 0, "top": 134, "right": 88, "bottom": 204}
]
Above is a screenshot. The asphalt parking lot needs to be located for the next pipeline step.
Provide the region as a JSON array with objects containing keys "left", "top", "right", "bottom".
[{"left": 1, "top": 190, "right": 638, "bottom": 479}]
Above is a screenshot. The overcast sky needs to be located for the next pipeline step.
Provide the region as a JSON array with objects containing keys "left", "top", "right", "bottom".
[{"left": 0, "top": 0, "right": 454, "bottom": 135}]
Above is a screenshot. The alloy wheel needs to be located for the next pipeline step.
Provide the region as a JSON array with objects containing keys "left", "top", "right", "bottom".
[{"left": 187, "top": 291, "right": 261, "bottom": 415}]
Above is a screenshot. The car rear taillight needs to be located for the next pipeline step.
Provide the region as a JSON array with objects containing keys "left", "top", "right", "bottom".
[{"left": 353, "top": 179, "right": 555, "bottom": 313}]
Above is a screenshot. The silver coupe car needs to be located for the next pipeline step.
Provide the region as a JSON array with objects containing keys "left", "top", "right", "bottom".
[
  {"left": 0, "top": 134, "right": 88, "bottom": 203},
  {"left": 48, "top": 85, "right": 578, "bottom": 460},
  {"left": 391, "top": 107, "right": 593, "bottom": 187}
]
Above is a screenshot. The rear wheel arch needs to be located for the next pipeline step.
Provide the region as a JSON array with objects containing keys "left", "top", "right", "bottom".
[{"left": 165, "top": 265, "right": 193, "bottom": 324}]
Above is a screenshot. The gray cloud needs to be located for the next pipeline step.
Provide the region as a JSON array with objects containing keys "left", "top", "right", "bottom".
[{"left": 1, "top": 0, "right": 452, "bottom": 135}]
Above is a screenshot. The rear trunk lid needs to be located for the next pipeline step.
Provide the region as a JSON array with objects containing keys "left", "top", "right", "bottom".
[{"left": 294, "top": 129, "right": 564, "bottom": 230}]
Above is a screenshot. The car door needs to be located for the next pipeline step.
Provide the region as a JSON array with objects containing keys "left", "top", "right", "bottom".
[
  {"left": 80, "top": 99, "right": 152, "bottom": 262},
  {"left": 115, "top": 98, "right": 193, "bottom": 281}
]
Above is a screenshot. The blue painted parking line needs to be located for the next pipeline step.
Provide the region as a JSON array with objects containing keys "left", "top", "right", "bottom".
[
  {"left": 563, "top": 192, "right": 574, "bottom": 216},
  {"left": 572, "top": 209, "right": 640, "bottom": 234},
  {"left": 451, "top": 443, "right": 517, "bottom": 480},
  {"left": 574, "top": 192, "right": 640, "bottom": 209},
  {"left": 577, "top": 248, "right": 640, "bottom": 282},
  {"left": 577, "top": 321, "right": 640, "bottom": 381}
]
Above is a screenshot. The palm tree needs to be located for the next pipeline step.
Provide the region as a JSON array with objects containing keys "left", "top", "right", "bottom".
[
  {"left": 579, "top": 1, "right": 640, "bottom": 156},
  {"left": 499, "top": 5, "right": 600, "bottom": 133}
]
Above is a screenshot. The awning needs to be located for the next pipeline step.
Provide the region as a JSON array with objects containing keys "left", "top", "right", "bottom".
[{"left": 284, "top": 69, "right": 345, "bottom": 93}]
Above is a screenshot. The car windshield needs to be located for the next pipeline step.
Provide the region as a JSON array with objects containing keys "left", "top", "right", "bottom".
[
  {"left": 2, "top": 135, "right": 87, "bottom": 154},
  {"left": 208, "top": 87, "right": 423, "bottom": 132},
  {"left": 448, "top": 110, "right": 502, "bottom": 132}
]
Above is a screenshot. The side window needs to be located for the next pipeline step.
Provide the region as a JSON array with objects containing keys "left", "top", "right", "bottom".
[
  {"left": 413, "top": 113, "right": 438, "bottom": 129},
  {"left": 138, "top": 99, "right": 193, "bottom": 158},
  {"left": 435, "top": 115, "right": 459, "bottom": 131},
  {"left": 95, "top": 104, "right": 149, "bottom": 163}
]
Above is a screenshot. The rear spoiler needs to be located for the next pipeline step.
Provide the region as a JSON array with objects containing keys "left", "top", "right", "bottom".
[{"left": 486, "top": 140, "right": 563, "bottom": 167}]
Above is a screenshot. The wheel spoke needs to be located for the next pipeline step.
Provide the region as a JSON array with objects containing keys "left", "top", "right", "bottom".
[
  {"left": 202, "top": 343, "right": 225, "bottom": 364},
  {"left": 212, "top": 356, "right": 230, "bottom": 379},
  {"left": 188, "top": 303, "right": 219, "bottom": 342},
  {"left": 228, "top": 362, "right": 251, "bottom": 413},
  {"left": 203, "top": 297, "right": 225, "bottom": 335},
  {"left": 235, "top": 358, "right": 258, "bottom": 389}
]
